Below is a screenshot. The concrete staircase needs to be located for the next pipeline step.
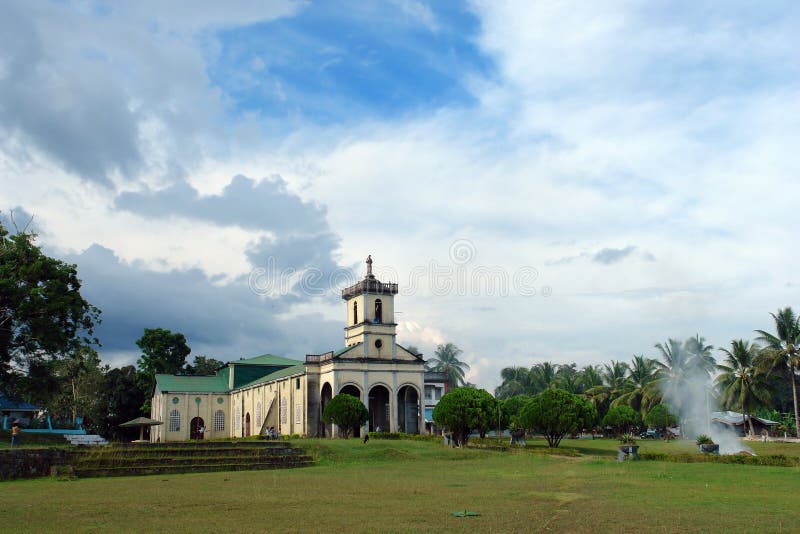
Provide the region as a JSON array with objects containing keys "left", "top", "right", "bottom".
[
  {"left": 64, "top": 434, "right": 109, "bottom": 446},
  {"left": 65, "top": 440, "right": 313, "bottom": 478}
]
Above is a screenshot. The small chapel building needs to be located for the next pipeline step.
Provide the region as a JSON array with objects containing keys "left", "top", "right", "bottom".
[{"left": 150, "top": 256, "right": 425, "bottom": 441}]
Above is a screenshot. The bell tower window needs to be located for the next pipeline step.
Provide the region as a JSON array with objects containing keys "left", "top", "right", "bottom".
[
  {"left": 374, "top": 299, "right": 382, "bottom": 323},
  {"left": 353, "top": 301, "right": 358, "bottom": 324}
]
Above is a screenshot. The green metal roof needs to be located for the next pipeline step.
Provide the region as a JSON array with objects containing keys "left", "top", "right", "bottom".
[
  {"left": 155, "top": 374, "right": 229, "bottom": 393},
  {"left": 234, "top": 354, "right": 302, "bottom": 366},
  {"left": 237, "top": 364, "right": 307, "bottom": 389}
]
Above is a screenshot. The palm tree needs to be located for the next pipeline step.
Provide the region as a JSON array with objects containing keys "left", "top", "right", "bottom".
[
  {"left": 529, "top": 362, "right": 559, "bottom": 394},
  {"left": 554, "top": 363, "right": 583, "bottom": 394},
  {"left": 755, "top": 307, "right": 800, "bottom": 437},
  {"left": 716, "top": 339, "right": 772, "bottom": 436},
  {"left": 585, "top": 360, "right": 629, "bottom": 418},
  {"left": 653, "top": 337, "right": 715, "bottom": 436},
  {"left": 427, "top": 343, "right": 470, "bottom": 390},
  {"left": 495, "top": 366, "right": 531, "bottom": 399},
  {"left": 579, "top": 365, "right": 603, "bottom": 391},
  {"left": 685, "top": 334, "right": 716, "bottom": 376},
  {"left": 612, "top": 355, "right": 659, "bottom": 416}
]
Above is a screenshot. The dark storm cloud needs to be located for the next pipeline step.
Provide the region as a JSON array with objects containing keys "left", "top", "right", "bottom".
[
  {"left": 0, "top": 4, "right": 142, "bottom": 185},
  {"left": 67, "top": 244, "right": 342, "bottom": 361},
  {"left": 115, "top": 175, "right": 328, "bottom": 233},
  {"left": 592, "top": 246, "right": 637, "bottom": 265}
]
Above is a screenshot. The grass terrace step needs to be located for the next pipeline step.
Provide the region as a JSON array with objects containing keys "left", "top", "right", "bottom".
[
  {"left": 59, "top": 440, "right": 314, "bottom": 478},
  {"left": 72, "top": 454, "right": 313, "bottom": 468},
  {"left": 73, "top": 459, "right": 314, "bottom": 478},
  {"left": 68, "top": 446, "right": 304, "bottom": 460}
]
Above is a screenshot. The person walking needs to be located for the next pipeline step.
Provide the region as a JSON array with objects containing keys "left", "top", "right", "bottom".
[{"left": 11, "top": 421, "right": 21, "bottom": 448}]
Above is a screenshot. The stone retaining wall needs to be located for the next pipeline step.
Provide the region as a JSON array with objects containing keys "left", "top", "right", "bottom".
[{"left": 0, "top": 449, "right": 68, "bottom": 481}]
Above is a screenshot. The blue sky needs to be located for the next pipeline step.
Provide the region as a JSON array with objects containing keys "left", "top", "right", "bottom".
[
  {"left": 208, "top": 1, "right": 492, "bottom": 124},
  {"left": 1, "top": 0, "right": 799, "bottom": 388}
]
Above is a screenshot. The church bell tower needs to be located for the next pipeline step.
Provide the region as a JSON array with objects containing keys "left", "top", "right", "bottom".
[{"left": 341, "top": 255, "right": 399, "bottom": 359}]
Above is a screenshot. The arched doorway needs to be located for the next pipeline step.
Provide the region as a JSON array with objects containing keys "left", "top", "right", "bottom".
[
  {"left": 340, "top": 384, "right": 362, "bottom": 438},
  {"left": 190, "top": 417, "right": 205, "bottom": 440},
  {"left": 320, "top": 382, "right": 333, "bottom": 437},
  {"left": 368, "top": 385, "right": 390, "bottom": 432},
  {"left": 397, "top": 386, "right": 419, "bottom": 434},
  {"left": 245, "top": 413, "right": 251, "bottom": 437}
]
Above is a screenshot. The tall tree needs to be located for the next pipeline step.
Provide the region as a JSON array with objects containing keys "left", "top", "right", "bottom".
[
  {"left": 519, "top": 389, "right": 597, "bottom": 448},
  {"left": 99, "top": 365, "right": 145, "bottom": 439},
  {"left": 755, "top": 307, "right": 800, "bottom": 437},
  {"left": 613, "top": 355, "right": 659, "bottom": 415},
  {"left": 495, "top": 366, "right": 531, "bottom": 399},
  {"left": 554, "top": 363, "right": 583, "bottom": 394},
  {"left": 653, "top": 336, "right": 716, "bottom": 436},
  {"left": 0, "top": 216, "right": 100, "bottom": 394},
  {"left": 578, "top": 365, "right": 604, "bottom": 391},
  {"left": 585, "top": 360, "right": 629, "bottom": 419},
  {"left": 185, "top": 355, "right": 224, "bottom": 376},
  {"left": 716, "top": 339, "right": 772, "bottom": 436},
  {"left": 426, "top": 343, "right": 469, "bottom": 390},
  {"left": 50, "top": 345, "right": 106, "bottom": 427},
  {"left": 529, "top": 362, "right": 559, "bottom": 393},
  {"left": 135, "top": 328, "right": 191, "bottom": 412},
  {"left": 432, "top": 387, "right": 495, "bottom": 446}
]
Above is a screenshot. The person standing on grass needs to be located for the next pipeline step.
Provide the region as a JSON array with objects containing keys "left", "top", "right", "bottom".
[{"left": 11, "top": 421, "right": 21, "bottom": 448}]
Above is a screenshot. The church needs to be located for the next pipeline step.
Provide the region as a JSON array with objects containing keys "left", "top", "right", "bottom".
[{"left": 150, "top": 256, "right": 426, "bottom": 441}]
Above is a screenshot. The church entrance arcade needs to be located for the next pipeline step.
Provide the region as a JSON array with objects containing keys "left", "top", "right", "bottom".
[
  {"left": 320, "top": 383, "right": 333, "bottom": 437},
  {"left": 368, "top": 385, "right": 390, "bottom": 432},
  {"left": 397, "top": 385, "right": 419, "bottom": 434}
]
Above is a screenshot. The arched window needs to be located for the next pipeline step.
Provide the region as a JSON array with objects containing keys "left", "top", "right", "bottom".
[
  {"left": 256, "top": 401, "right": 262, "bottom": 429},
  {"left": 353, "top": 301, "right": 358, "bottom": 324},
  {"left": 374, "top": 299, "right": 382, "bottom": 323},
  {"left": 214, "top": 410, "right": 225, "bottom": 432},
  {"left": 169, "top": 410, "right": 181, "bottom": 432}
]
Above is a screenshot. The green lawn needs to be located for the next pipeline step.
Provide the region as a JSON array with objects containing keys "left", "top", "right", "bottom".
[{"left": 2, "top": 438, "right": 799, "bottom": 533}]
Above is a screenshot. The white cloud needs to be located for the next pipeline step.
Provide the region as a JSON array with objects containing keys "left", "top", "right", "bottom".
[{"left": 2, "top": 1, "right": 800, "bottom": 388}]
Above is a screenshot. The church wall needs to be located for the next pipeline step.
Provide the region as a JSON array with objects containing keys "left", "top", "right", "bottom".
[{"left": 318, "top": 361, "right": 424, "bottom": 433}]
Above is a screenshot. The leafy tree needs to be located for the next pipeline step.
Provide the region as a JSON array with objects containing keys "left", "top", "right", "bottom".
[
  {"left": 322, "top": 393, "right": 368, "bottom": 438},
  {"left": 643, "top": 404, "right": 677, "bottom": 433},
  {"left": 99, "top": 365, "right": 145, "bottom": 440},
  {"left": 652, "top": 336, "right": 716, "bottom": 435},
  {"left": 612, "top": 355, "right": 659, "bottom": 415},
  {"left": 602, "top": 405, "right": 642, "bottom": 436},
  {"left": 717, "top": 339, "right": 772, "bottom": 436},
  {"left": 519, "top": 389, "right": 597, "bottom": 448},
  {"left": 500, "top": 394, "right": 532, "bottom": 429},
  {"left": 50, "top": 345, "right": 106, "bottom": 427},
  {"left": 185, "top": 355, "right": 224, "bottom": 375},
  {"left": 135, "top": 328, "right": 191, "bottom": 412},
  {"left": 0, "top": 217, "right": 100, "bottom": 394},
  {"left": 426, "top": 343, "right": 470, "bottom": 390},
  {"left": 529, "top": 362, "right": 559, "bottom": 393},
  {"left": 579, "top": 365, "right": 603, "bottom": 391},
  {"left": 432, "top": 387, "right": 496, "bottom": 446},
  {"left": 554, "top": 363, "right": 583, "bottom": 393},
  {"left": 585, "top": 360, "right": 629, "bottom": 420},
  {"left": 495, "top": 366, "right": 531, "bottom": 399},
  {"left": 755, "top": 307, "right": 800, "bottom": 437}
]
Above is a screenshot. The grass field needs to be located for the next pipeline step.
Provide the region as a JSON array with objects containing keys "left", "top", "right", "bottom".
[{"left": 2, "top": 437, "right": 799, "bottom": 533}]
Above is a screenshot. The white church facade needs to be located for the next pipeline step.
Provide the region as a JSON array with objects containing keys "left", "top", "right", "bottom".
[{"left": 150, "top": 257, "right": 426, "bottom": 442}]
